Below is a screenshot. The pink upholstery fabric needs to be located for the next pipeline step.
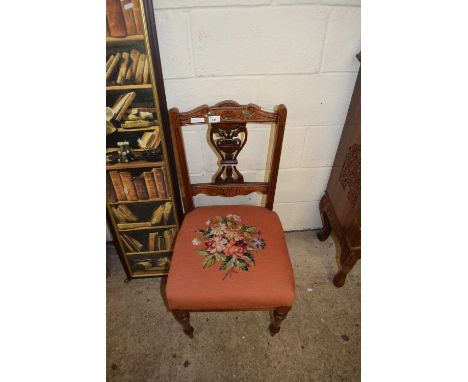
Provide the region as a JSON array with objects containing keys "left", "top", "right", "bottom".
[{"left": 167, "top": 205, "right": 295, "bottom": 310}]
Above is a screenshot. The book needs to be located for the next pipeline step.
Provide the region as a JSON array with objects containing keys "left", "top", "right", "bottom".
[
  {"left": 117, "top": 222, "right": 152, "bottom": 229},
  {"left": 160, "top": 167, "right": 170, "bottom": 197},
  {"left": 143, "top": 172, "right": 159, "bottom": 199},
  {"left": 163, "top": 230, "right": 172, "bottom": 251},
  {"left": 133, "top": 175, "right": 149, "bottom": 200},
  {"left": 106, "top": 173, "right": 117, "bottom": 202},
  {"left": 134, "top": 53, "right": 146, "bottom": 84},
  {"left": 158, "top": 235, "right": 165, "bottom": 250},
  {"left": 162, "top": 202, "right": 173, "bottom": 224},
  {"left": 120, "top": 0, "right": 137, "bottom": 35},
  {"left": 143, "top": 57, "right": 150, "bottom": 84},
  {"left": 109, "top": 171, "right": 127, "bottom": 201},
  {"left": 131, "top": 0, "right": 144, "bottom": 34},
  {"left": 117, "top": 205, "right": 138, "bottom": 222},
  {"left": 120, "top": 120, "right": 157, "bottom": 129},
  {"left": 120, "top": 234, "right": 134, "bottom": 252},
  {"left": 152, "top": 168, "right": 167, "bottom": 199},
  {"left": 116, "top": 52, "right": 130, "bottom": 85},
  {"left": 106, "top": 52, "right": 121, "bottom": 81},
  {"left": 111, "top": 207, "right": 126, "bottom": 223},
  {"left": 119, "top": 172, "right": 138, "bottom": 201},
  {"left": 106, "top": 0, "right": 127, "bottom": 37},
  {"left": 150, "top": 204, "right": 165, "bottom": 225},
  {"left": 106, "top": 54, "right": 115, "bottom": 71},
  {"left": 112, "top": 92, "right": 136, "bottom": 121},
  {"left": 125, "top": 49, "right": 140, "bottom": 82},
  {"left": 120, "top": 234, "right": 143, "bottom": 252},
  {"left": 148, "top": 232, "right": 158, "bottom": 251}
]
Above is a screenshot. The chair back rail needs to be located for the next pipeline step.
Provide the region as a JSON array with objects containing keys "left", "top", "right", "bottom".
[{"left": 169, "top": 100, "right": 287, "bottom": 212}]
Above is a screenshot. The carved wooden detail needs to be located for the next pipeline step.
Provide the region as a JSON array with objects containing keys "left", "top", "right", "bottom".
[
  {"left": 339, "top": 144, "right": 361, "bottom": 204},
  {"left": 179, "top": 100, "right": 277, "bottom": 125},
  {"left": 191, "top": 182, "right": 269, "bottom": 197},
  {"left": 210, "top": 123, "right": 248, "bottom": 184}
]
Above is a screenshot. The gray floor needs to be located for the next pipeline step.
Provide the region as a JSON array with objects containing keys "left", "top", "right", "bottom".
[{"left": 107, "top": 231, "right": 361, "bottom": 382}]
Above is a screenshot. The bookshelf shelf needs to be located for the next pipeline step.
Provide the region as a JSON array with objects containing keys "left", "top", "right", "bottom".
[
  {"left": 126, "top": 250, "right": 173, "bottom": 256},
  {"left": 109, "top": 198, "right": 172, "bottom": 205},
  {"left": 106, "top": 35, "right": 144, "bottom": 44},
  {"left": 116, "top": 126, "right": 159, "bottom": 133},
  {"left": 106, "top": 160, "right": 164, "bottom": 170},
  {"left": 118, "top": 224, "right": 177, "bottom": 232},
  {"left": 106, "top": 84, "right": 152, "bottom": 91}
]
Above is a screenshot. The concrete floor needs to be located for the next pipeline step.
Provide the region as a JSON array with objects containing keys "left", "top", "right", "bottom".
[{"left": 107, "top": 231, "right": 360, "bottom": 381}]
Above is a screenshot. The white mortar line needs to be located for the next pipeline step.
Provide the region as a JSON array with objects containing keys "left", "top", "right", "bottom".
[
  {"left": 185, "top": 11, "right": 197, "bottom": 78},
  {"left": 163, "top": 71, "right": 357, "bottom": 81},
  {"left": 153, "top": 4, "right": 360, "bottom": 11},
  {"left": 319, "top": 7, "right": 332, "bottom": 72}
]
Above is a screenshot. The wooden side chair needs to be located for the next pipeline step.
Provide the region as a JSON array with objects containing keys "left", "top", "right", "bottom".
[{"left": 166, "top": 100, "right": 295, "bottom": 337}]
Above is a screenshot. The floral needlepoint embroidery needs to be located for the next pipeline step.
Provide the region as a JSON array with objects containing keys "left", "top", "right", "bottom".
[{"left": 192, "top": 215, "right": 266, "bottom": 278}]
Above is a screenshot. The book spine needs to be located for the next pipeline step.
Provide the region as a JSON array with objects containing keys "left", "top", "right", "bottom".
[
  {"left": 143, "top": 172, "right": 159, "bottom": 199},
  {"left": 120, "top": 234, "right": 134, "bottom": 252},
  {"left": 116, "top": 52, "right": 130, "bottom": 85},
  {"left": 143, "top": 57, "right": 150, "bottom": 84},
  {"left": 119, "top": 172, "right": 139, "bottom": 201},
  {"left": 160, "top": 167, "right": 170, "bottom": 197},
  {"left": 148, "top": 233, "right": 156, "bottom": 252},
  {"left": 120, "top": 0, "right": 138, "bottom": 35},
  {"left": 109, "top": 171, "right": 127, "bottom": 201},
  {"left": 131, "top": 0, "right": 144, "bottom": 34},
  {"left": 152, "top": 168, "right": 168, "bottom": 199},
  {"left": 117, "top": 205, "right": 138, "bottom": 222},
  {"left": 134, "top": 53, "right": 146, "bottom": 84},
  {"left": 115, "top": 92, "right": 136, "bottom": 121},
  {"left": 106, "top": 173, "right": 118, "bottom": 202},
  {"left": 106, "top": 0, "right": 127, "bottom": 37},
  {"left": 133, "top": 176, "right": 149, "bottom": 200},
  {"left": 117, "top": 222, "right": 152, "bottom": 229},
  {"left": 106, "top": 52, "right": 121, "bottom": 81}
]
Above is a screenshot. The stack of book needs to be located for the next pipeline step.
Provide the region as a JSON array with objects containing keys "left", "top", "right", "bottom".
[
  {"left": 107, "top": 167, "right": 170, "bottom": 202},
  {"left": 121, "top": 108, "right": 158, "bottom": 130},
  {"left": 106, "top": 0, "right": 143, "bottom": 37},
  {"left": 149, "top": 228, "right": 178, "bottom": 252},
  {"left": 120, "top": 233, "right": 144, "bottom": 252},
  {"left": 113, "top": 201, "right": 173, "bottom": 229},
  {"left": 106, "top": 49, "right": 150, "bottom": 85}
]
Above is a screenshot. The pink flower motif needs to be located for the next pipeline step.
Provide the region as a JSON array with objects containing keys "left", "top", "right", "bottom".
[{"left": 206, "top": 235, "right": 227, "bottom": 253}]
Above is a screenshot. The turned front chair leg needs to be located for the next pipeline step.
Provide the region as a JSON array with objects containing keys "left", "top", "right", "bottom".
[
  {"left": 269, "top": 307, "right": 291, "bottom": 336},
  {"left": 173, "top": 310, "right": 194, "bottom": 338}
]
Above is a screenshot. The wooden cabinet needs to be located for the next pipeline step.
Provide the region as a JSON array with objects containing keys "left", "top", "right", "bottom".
[
  {"left": 106, "top": 0, "right": 183, "bottom": 281},
  {"left": 317, "top": 53, "right": 361, "bottom": 287}
]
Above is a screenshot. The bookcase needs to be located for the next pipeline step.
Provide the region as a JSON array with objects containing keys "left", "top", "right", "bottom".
[{"left": 106, "top": 0, "right": 183, "bottom": 281}]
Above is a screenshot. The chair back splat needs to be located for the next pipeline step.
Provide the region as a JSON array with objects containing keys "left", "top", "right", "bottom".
[{"left": 169, "top": 100, "right": 287, "bottom": 213}]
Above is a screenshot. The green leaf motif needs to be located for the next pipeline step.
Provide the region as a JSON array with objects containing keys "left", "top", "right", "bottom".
[
  {"left": 197, "top": 249, "right": 209, "bottom": 257},
  {"left": 243, "top": 253, "right": 255, "bottom": 265},
  {"left": 203, "top": 255, "right": 216, "bottom": 269}
]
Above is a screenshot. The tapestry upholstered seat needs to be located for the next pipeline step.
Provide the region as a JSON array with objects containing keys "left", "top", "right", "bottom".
[{"left": 166, "top": 100, "right": 295, "bottom": 337}]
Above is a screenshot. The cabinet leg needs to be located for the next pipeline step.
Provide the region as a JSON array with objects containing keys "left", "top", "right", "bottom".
[
  {"left": 269, "top": 307, "right": 291, "bottom": 336},
  {"left": 333, "top": 249, "right": 360, "bottom": 288},
  {"left": 317, "top": 197, "right": 331, "bottom": 241},
  {"left": 173, "top": 310, "right": 194, "bottom": 338}
]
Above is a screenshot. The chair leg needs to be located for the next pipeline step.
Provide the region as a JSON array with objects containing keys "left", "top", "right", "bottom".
[
  {"left": 269, "top": 307, "right": 291, "bottom": 336},
  {"left": 172, "top": 310, "right": 194, "bottom": 338},
  {"left": 317, "top": 197, "right": 331, "bottom": 242}
]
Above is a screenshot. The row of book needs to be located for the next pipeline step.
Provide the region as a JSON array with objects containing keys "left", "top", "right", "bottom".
[
  {"left": 107, "top": 0, "right": 143, "bottom": 37},
  {"left": 112, "top": 201, "right": 173, "bottom": 229},
  {"left": 107, "top": 167, "right": 170, "bottom": 202},
  {"left": 106, "top": 49, "right": 150, "bottom": 85},
  {"left": 120, "top": 228, "right": 177, "bottom": 253}
]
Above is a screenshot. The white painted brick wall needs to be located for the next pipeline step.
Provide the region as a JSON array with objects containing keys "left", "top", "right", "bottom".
[{"left": 154, "top": 0, "right": 360, "bottom": 230}]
